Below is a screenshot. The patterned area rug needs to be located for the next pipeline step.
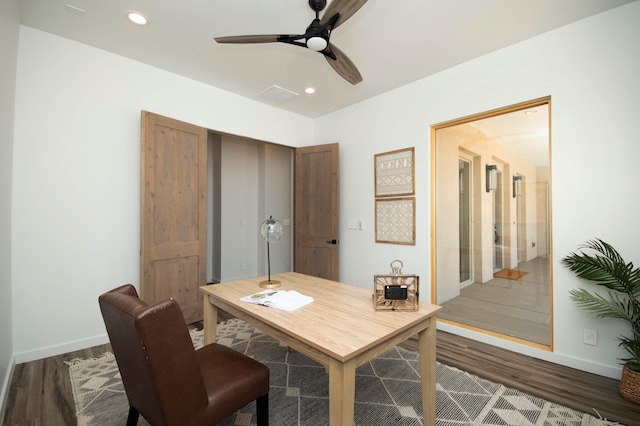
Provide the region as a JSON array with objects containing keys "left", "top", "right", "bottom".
[{"left": 67, "top": 319, "right": 620, "bottom": 426}]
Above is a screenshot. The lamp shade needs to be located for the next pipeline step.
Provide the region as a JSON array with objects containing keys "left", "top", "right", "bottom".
[
  {"left": 260, "top": 218, "right": 284, "bottom": 243},
  {"left": 486, "top": 165, "right": 498, "bottom": 192},
  {"left": 513, "top": 176, "right": 523, "bottom": 197}
]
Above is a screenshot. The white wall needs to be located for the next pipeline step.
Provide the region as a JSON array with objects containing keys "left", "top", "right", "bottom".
[
  {"left": 0, "top": 0, "right": 19, "bottom": 416},
  {"left": 315, "top": 2, "right": 640, "bottom": 379},
  {"left": 11, "top": 26, "right": 312, "bottom": 362},
  {"left": 258, "top": 143, "right": 294, "bottom": 276},
  {"left": 219, "top": 137, "right": 293, "bottom": 282},
  {"left": 220, "top": 135, "right": 260, "bottom": 281}
]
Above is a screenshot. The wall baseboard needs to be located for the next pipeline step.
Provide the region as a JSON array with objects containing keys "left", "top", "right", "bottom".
[
  {"left": 13, "top": 334, "right": 110, "bottom": 364},
  {"left": 0, "top": 354, "right": 16, "bottom": 424},
  {"left": 437, "top": 322, "right": 622, "bottom": 380}
]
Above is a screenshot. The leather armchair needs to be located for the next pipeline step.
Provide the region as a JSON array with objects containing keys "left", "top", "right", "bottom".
[{"left": 99, "top": 284, "right": 269, "bottom": 426}]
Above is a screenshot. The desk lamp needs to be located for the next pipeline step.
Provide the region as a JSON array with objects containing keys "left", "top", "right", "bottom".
[{"left": 260, "top": 216, "right": 284, "bottom": 289}]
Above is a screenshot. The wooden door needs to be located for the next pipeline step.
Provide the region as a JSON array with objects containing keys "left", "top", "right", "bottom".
[
  {"left": 294, "top": 143, "right": 339, "bottom": 280},
  {"left": 140, "top": 111, "right": 207, "bottom": 323}
]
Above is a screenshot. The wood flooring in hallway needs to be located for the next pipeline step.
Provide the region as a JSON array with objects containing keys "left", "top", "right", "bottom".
[{"left": 439, "top": 257, "right": 551, "bottom": 346}]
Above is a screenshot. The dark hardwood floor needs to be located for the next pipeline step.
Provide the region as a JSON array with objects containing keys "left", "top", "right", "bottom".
[
  {"left": 406, "top": 333, "right": 640, "bottom": 426},
  {"left": 3, "top": 314, "right": 639, "bottom": 426}
]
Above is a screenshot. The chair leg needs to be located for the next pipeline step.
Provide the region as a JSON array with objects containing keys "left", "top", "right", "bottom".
[
  {"left": 256, "top": 394, "right": 269, "bottom": 426},
  {"left": 126, "top": 406, "right": 140, "bottom": 426}
]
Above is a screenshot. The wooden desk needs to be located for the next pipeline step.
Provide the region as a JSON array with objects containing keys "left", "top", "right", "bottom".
[{"left": 200, "top": 272, "right": 441, "bottom": 426}]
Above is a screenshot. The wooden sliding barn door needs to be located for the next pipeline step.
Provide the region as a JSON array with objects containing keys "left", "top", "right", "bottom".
[
  {"left": 140, "top": 111, "right": 207, "bottom": 323},
  {"left": 294, "top": 143, "right": 340, "bottom": 281}
]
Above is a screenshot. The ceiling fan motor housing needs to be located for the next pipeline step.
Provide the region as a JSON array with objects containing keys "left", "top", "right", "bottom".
[
  {"left": 306, "top": 18, "right": 329, "bottom": 51},
  {"left": 309, "top": 0, "right": 327, "bottom": 12}
]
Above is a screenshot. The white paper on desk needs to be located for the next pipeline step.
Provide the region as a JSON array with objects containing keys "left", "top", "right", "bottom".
[{"left": 240, "top": 289, "right": 314, "bottom": 311}]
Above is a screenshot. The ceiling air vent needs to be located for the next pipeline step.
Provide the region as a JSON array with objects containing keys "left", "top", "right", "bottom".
[{"left": 258, "top": 85, "right": 299, "bottom": 104}]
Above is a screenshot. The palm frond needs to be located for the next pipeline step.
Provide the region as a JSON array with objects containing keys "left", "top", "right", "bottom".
[
  {"left": 561, "top": 238, "right": 640, "bottom": 297},
  {"left": 569, "top": 288, "right": 634, "bottom": 321},
  {"left": 564, "top": 239, "right": 640, "bottom": 368}
]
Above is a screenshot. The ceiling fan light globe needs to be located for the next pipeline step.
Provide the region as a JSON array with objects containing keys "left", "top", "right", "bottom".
[{"left": 307, "top": 36, "right": 328, "bottom": 51}]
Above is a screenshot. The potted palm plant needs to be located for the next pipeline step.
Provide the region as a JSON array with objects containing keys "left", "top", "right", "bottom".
[{"left": 561, "top": 238, "right": 640, "bottom": 404}]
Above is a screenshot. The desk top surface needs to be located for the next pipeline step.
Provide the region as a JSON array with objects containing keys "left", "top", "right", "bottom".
[{"left": 200, "top": 272, "right": 441, "bottom": 360}]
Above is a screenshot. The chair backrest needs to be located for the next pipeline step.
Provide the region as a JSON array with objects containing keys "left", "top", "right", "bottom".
[{"left": 99, "top": 284, "right": 208, "bottom": 425}]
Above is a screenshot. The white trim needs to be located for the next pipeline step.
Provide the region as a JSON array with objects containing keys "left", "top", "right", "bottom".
[
  {"left": 437, "top": 322, "right": 622, "bottom": 379},
  {"left": 13, "top": 334, "right": 110, "bottom": 364}
]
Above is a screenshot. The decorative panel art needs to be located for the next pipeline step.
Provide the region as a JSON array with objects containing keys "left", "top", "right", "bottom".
[
  {"left": 375, "top": 197, "right": 415, "bottom": 245},
  {"left": 374, "top": 147, "right": 416, "bottom": 245},
  {"left": 374, "top": 147, "right": 415, "bottom": 197}
]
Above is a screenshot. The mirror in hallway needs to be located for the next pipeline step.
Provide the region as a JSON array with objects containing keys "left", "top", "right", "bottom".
[{"left": 431, "top": 97, "right": 552, "bottom": 348}]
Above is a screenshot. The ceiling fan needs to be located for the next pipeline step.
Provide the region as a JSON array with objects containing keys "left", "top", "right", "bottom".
[{"left": 214, "top": 0, "right": 367, "bottom": 85}]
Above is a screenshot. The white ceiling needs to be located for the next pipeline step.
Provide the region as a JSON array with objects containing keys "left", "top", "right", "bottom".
[
  {"left": 17, "top": 0, "right": 634, "bottom": 120},
  {"left": 469, "top": 104, "right": 550, "bottom": 167}
]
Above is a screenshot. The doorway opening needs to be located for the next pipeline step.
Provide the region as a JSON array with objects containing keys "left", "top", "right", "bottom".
[
  {"left": 432, "top": 97, "right": 552, "bottom": 348},
  {"left": 206, "top": 133, "right": 294, "bottom": 285}
]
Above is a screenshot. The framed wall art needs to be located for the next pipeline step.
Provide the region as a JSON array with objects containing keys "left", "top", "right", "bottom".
[
  {"left": 375, "top": 197, "right": 415, "bottom": 245},
  {"left": 374, "top": 147, "right": 415, "bottom": 198}
]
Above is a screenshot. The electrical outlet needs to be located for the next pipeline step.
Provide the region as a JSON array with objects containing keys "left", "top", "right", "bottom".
[
  {"left": 240, "top": 263, "right": 246, "bottom": 271},
  {"left": 583, "top": 328, "right": 598, "bottom": 346}
]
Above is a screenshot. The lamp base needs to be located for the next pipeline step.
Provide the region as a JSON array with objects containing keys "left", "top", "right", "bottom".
[{"left": 259, "top": 280, "right": 281, "bottom": 289}]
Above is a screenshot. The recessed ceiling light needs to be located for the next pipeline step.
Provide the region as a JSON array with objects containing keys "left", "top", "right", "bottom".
[
  {"left": 305, "top": 87, "right": 316, "bottom": 94},
  {"left": 525, "top": 109, "right": 538, "bottom": 115},
  {"left": 127, "top": 11, "right": 148, "bottom": 25}
]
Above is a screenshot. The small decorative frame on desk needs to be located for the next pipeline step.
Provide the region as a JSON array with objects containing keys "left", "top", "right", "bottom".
[{"left": 373, "top": 260, "right": 419, "bottom": 311}]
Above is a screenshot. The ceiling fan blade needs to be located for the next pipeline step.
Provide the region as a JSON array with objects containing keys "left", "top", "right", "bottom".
[
  {"left": 215, "top": 35, "right": 296, "bottom": 44},
  {"left": 320, "top": 0, "right": 368, "bottom": 29},
  {"left": 324, "top": 43, "right": 362, "bottom": 85}
]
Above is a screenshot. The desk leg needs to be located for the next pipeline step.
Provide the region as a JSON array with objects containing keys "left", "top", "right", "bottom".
[
  {"left": 419, "top": 318, "right": 436, "bottom": 426},
  {"left": 328, "top": 357, "right": 356, "bottom": 426},
  {"left": 202, "top": 295, "right": 218, "bottom": 346}
]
